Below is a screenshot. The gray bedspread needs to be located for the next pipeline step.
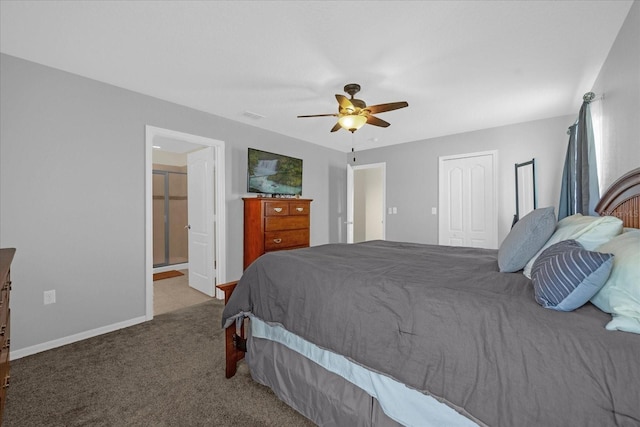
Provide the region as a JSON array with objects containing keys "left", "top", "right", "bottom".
[{"left": 222, "top": 240, "right": 640, "bottom": 427}]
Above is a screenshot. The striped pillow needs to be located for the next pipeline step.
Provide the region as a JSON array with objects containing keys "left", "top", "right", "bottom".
[{"left": 531, "top": 240, "right": 614, "bottom": 312}]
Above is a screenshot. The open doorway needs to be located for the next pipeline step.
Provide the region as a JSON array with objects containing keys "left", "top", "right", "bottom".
[
  {"left": 145, "top": 126, "right": 226, "bottom": 320},
  {"left": 347, "top": 163, "right": 386, "bottom": 243}
]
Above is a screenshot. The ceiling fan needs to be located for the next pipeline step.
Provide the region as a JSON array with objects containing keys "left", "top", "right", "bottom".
[{"left": 297, "top": 83, "right": 409, "bottom": 133}]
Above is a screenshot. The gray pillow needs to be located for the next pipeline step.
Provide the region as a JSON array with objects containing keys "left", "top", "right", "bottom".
[{"left": 498, "top": 207, "right": 556, "bottom": 272}]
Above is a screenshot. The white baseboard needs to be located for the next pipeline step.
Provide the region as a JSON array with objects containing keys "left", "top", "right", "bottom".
[{"left": 10, "top": 315, "right": 148, "bottom": 360}]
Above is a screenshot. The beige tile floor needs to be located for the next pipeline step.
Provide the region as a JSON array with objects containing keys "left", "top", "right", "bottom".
[{"left": 153, "top": 269, "right": 213, "bottom": 315}]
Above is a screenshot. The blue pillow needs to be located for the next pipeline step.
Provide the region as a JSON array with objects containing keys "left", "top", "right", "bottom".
[
  {"left": 531, "top": 240, "right": 614, "bottom": 312},
  {"left": 498, "top": 207, "right": 556, "bottom": 272}
]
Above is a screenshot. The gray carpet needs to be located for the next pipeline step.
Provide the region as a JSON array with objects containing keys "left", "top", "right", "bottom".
[{"left": 4, "top": 300, "right": 315, "bottom": 426}]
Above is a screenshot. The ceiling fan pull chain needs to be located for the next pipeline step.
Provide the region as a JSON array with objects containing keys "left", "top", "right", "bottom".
[{"left": 350, "top": 133, "right": 356, "bottom": 163}]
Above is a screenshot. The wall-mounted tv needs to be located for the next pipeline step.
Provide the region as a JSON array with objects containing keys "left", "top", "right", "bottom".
[{"left": 247, "top": 148, "right": 303, "bottom": 196}]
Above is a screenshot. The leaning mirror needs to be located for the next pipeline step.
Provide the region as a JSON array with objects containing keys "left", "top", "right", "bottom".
[{"left": 513, "top": 159, "right": 537, "bottom": 227}]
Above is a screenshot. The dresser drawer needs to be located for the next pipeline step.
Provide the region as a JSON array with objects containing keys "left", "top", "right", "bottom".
[
  {"left": 264, "top": 215, "right": 309, "bottom": 231},
  {"left": 264, "top": 229, "right": 309, "bottom": 251},
  {"left": 264, "top": 201, "right": 290, "bottom": 216},
  {"left": 289, "top": 202, "right": 310, "bottom": 215},
  {"left": 0, "top": 307, "right": 7, "bottom": 342}
]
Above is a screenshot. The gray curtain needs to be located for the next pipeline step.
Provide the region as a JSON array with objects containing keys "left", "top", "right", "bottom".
[{"left": 558, "top": 93, "right": 600, "bottom": 220}]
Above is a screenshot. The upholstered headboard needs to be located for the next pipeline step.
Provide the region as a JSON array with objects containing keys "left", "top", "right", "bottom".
[{"left": 595, "top": 167, "right": 640, "bottom": 229}]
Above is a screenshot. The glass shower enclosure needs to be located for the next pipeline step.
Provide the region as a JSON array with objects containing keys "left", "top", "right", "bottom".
[{"left": 153, "top": 168, "right": 188, "bottom": 267}]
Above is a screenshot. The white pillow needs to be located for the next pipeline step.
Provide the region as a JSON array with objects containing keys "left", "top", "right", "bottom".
[
  {"left": 591, "top": 229, "right": 640, "bottom": 334},
  {"left": 523, "top": 214, "right": 623, "bottom": 278}
]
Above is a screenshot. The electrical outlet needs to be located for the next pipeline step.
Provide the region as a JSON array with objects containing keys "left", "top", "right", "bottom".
[{"left": 44, "top": 290, "right": 56, "bottom": 305}]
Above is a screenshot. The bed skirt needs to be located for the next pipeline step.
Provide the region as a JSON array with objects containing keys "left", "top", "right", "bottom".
[
  {"left": 247, "top": 333, "right": 403, "bottom": 427},
  {"left": 246, "top": 316, "right": 479, "bottom": 427}
]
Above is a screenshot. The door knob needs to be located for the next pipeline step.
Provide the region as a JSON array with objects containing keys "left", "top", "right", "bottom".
[{"left": 185, "top": 225, "right": 191, "bottom": 229}]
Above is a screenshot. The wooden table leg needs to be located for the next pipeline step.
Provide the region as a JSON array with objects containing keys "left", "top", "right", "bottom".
[{"left": 217, "top": 281, "right": 246, "bottom": 378}]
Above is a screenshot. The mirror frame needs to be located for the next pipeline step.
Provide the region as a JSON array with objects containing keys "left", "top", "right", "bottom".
[{"left": 513, "top": 158, "right": 537, "bottom": 227}]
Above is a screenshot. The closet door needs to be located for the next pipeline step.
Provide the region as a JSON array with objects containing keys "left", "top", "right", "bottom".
[{"left": 438, "top": 151, "right": 498, "bottom": 249}]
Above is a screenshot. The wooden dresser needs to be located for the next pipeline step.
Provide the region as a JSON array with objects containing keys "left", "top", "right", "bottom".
[
  {"left": 0, "top": 248, "right": 15, "bottom": 423},
  {"left": 243, "top": 198, "right": 312, "bottom": 269}
]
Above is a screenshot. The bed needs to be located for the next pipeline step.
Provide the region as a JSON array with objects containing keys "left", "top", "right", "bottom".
[{"left": 221, "top": 167, "right": 640, "bottom": 427}]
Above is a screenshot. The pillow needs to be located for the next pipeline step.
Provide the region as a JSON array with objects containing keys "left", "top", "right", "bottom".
[
  {"left": 498, "top": 207, "right": 556, "bottom": 272},
  {"left": 523, "top": 214, "right": 623, "bottom": 278},
  {"left": 591, "top": 229, "right": 640, "bottom": 334},
  {"left": 531, "top": 240, "right": 614, "bottom": 311}
]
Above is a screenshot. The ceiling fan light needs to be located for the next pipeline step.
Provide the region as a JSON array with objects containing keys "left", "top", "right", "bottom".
[{"left": 338, "top": 114, "right": 367, "bottom": 132}]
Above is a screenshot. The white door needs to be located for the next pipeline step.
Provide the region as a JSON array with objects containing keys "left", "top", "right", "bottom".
[
  {"left": 438, "top": 151, "right": 497, "bottom": 249},
  {"left": 187, "top": 147, "right": 216, "bottom": 296},
  {"left": 347, "top": 163, "right": 386, "bottom": 244}
]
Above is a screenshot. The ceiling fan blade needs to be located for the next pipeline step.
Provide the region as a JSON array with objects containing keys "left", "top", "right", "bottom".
[
  {"left": 365, "top": 101, "right": 408, "bottom": 115},
  {"left": 336, "top": 94, "right": 355, "bottom": 112},
  {"left": 297, "top": 113, "right": 339, "bottom": 118},
  {"left": 366, "top": 115, "right": 391, "bottom": 128},
  {"left": 330, "top": 122, "right": 342, "bottom": 132}
]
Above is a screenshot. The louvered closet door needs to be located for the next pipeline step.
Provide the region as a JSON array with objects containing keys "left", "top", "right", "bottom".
[{"left": 439, "top": 151, "right": 498, "bottom": 249}]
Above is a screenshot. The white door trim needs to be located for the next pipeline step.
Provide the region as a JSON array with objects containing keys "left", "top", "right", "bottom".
[
  {"left": 145, "top": 126, "right": 226, "bottom": 320},
  {"left": 346, "top": 162, "right": 386, "bottom": 244}
]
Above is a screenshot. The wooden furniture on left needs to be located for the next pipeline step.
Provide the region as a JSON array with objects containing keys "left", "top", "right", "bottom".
[
  {"left": 216, "top": 281, "right": 244, "bottom": 378},
  {"left": 0, "top": 248, "right": 15, "bottom": 423}
]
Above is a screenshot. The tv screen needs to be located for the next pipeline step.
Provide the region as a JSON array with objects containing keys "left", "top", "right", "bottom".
[{"left": 247, "top": 148, "right": 303, "bottom": 196}]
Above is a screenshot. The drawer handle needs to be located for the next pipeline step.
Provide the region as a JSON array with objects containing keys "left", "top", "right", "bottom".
[
  {"left": 296, "top": 207, "right": 304, "bottom": 212},
  {"left": 273, "top": 238, "right": 282, "bottom": 244},
  {"left": 273, "top": 207, "right": 283, "bottom": 213},
  {"left": 2, "top": 375, "right": 9, "bottom": 389}
]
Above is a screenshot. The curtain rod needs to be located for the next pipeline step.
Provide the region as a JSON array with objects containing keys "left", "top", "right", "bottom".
[
  {"left": 566, "top": 92, "right": 603, "bottom": 134},
  {"left": 583, "top": 92, "right": 604, "bottom": 103}
]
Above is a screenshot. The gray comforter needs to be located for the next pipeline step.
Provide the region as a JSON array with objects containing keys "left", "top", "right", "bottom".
[{"left": 222, "top": 240, "right": 640, "bottom": 427}]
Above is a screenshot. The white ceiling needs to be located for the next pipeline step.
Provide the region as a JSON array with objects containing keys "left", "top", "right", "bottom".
[{"left": 0, "top": 1, "right": 633, "bottom": 153}]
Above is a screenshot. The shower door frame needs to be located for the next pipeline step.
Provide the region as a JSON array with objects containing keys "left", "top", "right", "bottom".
[{"left": 152, "top": 169, "right": 188, "bottom": 268}]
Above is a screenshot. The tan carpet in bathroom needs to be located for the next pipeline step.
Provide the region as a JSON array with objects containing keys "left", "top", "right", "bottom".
[{"left": 153, "top": 269, "right": 213, "bottom": 315}]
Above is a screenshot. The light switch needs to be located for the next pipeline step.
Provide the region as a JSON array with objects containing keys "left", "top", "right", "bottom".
[
  {"left": 392, "top": 207, "right": 398, "bottom": 214},
  {"left": 431, "top": 207, "right": 437, "bottom": 215},
  {"left": 388, "top": 208, "right": 393, "bottom": 215}
]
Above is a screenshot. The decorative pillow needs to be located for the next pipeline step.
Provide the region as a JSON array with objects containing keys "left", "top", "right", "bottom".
[
  {"left": 531, "top": 240, "right": 614, "bottom": 312},
  {"left": 591, "top": 229, "right": 640, "bottom": 334},
  {"left": 498, "top": 207, "right": 556, "bottom": 272},
  {"left": 523, "top": 214, "right": 622, "bottom": 278}
]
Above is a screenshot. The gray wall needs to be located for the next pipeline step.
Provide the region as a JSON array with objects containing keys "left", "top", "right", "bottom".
[
  {"left": 591, "top": 0, "right": 640, "bottom": 191},
  {"left": 0, "top": 54, "right": 345, "bottom": 354},
  {"left": 349, "top": 115, "right": 572, "bottom": 245}
]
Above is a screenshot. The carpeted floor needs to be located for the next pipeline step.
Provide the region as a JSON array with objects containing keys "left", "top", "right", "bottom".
[{"left": 4, "top": 300, "right": 314, "bottom": 426}]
